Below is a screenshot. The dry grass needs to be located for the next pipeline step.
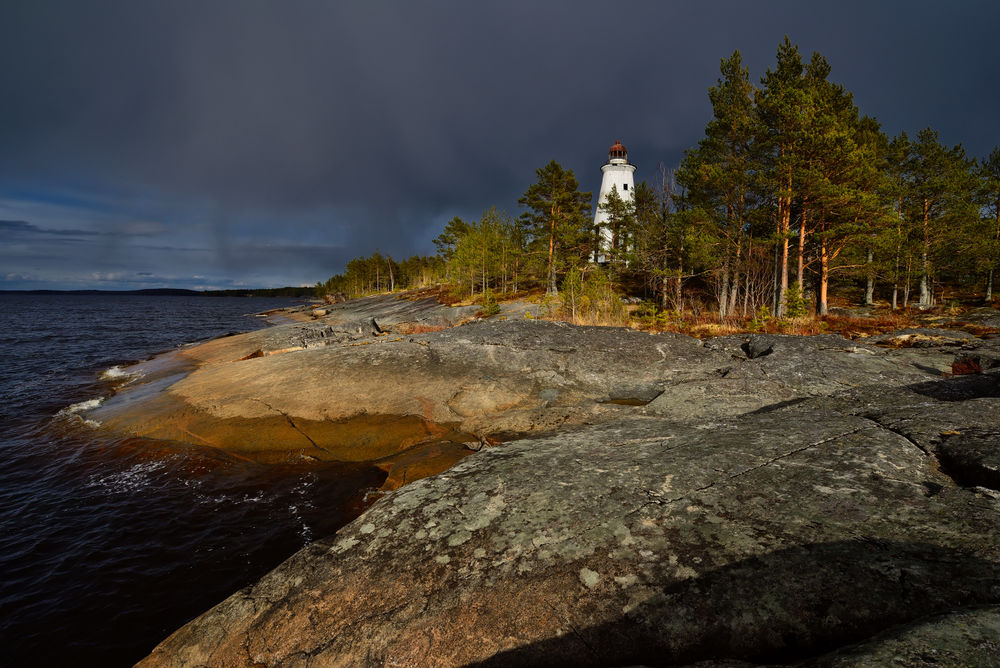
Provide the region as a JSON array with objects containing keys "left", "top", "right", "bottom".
[
  {"left": 819, "top": 313, "right": 918, "bottom": 339},
  {"left": 685, "top": 322, "right": 754, "bottom": 338},
  {"left": 945, "top": 322, "right": 1000, "bottom": 337},
  {"left": 393, "top": 323, "right": 447, "bottom": 335},
  {"left": 521, "top": 288, "right": 553, "bottom": 304},
  {"left": 392, "top": 285, "right": 470, "bottom": 306},
  {"left": 548, "top": 305, "right": 999, "bottom": 341},
  {"left": 560, "top": 312, "right": 629, "bottom": 328},
  {"left": 626, "top": 310, "right": 924, "bottom": 340}
]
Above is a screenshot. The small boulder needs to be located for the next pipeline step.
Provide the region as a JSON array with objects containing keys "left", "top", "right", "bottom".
[{"left": 743, "top": 334, "right": 776, "bottom": 359}]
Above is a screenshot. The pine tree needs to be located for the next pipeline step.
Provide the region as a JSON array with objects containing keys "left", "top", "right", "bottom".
[
  {"left": 632, "top": 175, "right": 675, "bottom": 307},
  {"left": 903, "top": 128, "right": 979, "bottom": 308},
  {"left": 800, "top": 58, "right": 889, "bottom": 315},
  {"left": 518, "top": 160, "right": 592, "bottom": 295},
  {"left": 448, "top": 208, "right": 518, "bottom": 297},
  {"left": 980, "top": 147, "right": 1000, "bottom": 303},
  {"left": 877, "top": 133, "right": 915, "bottom": 308},
  {"left": 677, "top": 50, "right": 758, "bottom": 317},
  {"left": 597, "top": 184, "right": 635, "bottom": 270},
  {"left": 433, "top": 217, "right": 472, "bottom": 261},
  {"left": 757, "top": 37, "right": 808, "bottom": 316}
]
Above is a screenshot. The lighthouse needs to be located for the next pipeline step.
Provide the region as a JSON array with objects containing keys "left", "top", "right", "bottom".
[{"left": 593, "top": 140, "right": 636, "bottom": 264}]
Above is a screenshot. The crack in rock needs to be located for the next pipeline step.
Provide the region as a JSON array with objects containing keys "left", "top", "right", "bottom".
[
  {"left": 858, "top": 415, "right": 931, "bottom": 456},
  {"left": 253, "top": 398, "right": 330, "bottom": 453}
]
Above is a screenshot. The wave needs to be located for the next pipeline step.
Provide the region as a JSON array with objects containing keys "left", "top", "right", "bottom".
[
  {"left": 59, "top": 396, "right": 106, "bottom": 415},
  {"left": 86, "top": 460, "right": 168, "bottom": 494},
  {"left": 53, "top": 397, "right": 106, "bottom": 428},
  {"left": 99, "top": 365, "right": 143, "bottom": 383}
]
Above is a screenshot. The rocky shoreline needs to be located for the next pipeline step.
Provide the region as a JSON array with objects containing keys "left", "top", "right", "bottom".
[{"left": 87, "top": 294, "right": 1000, "bottom": 666}]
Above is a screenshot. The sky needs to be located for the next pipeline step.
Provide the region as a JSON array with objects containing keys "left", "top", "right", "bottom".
[{"left": 2, "top": 1, "right": 998, "bottom": 290}]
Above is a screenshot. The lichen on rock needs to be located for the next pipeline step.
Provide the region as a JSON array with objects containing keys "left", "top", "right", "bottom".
[{"left": 107, "top": 294, "right": 1000, "bottom": 666}]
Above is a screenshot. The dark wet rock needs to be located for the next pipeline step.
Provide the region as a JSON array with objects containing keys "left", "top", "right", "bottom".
[{"left": 910, "top": 368, "right": 1000, "bottom": 402}]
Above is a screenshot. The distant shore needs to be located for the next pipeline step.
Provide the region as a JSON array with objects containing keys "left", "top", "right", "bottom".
[{"left": 0, "top": 287, "right": 317, "bottom": 297}]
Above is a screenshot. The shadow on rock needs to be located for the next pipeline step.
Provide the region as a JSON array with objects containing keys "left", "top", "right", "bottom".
[
  {"left": 908, "top": 371, "right": 1000, "bottom": 402},
  {"left": 469, "top": 540, "right": 1000, "bottom": 667},
  {"left": 937, "top": 429, "right": 1000, "bottom": 490}
]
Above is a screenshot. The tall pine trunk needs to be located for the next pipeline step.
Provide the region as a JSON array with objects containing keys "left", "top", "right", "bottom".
[
  {"left": 797, "top": 203, "right": 808, "bottom": 287},
  {"left": 772, "top": 242, "right": 782, "bottom": 314},
  {"left": 777, "top": 174, "right": 791, "bottom": 316},
  {"left": 546, "top": 206, "right": 558, "bottom": 296},
  {"left": 728, "top": 266, "right": 740, "bottom": 317},
  {"left": 919, "top": 248, "right": 930, "bottom": 308},
  {"left": 891, "top": 196, "right": 903, "bottom": 311},
  {"left": 864, "top": 247, "right": 874, "bottom": 306},
  {"left": 818, "top": 235, "right": 829, "bottom": 316},
  {"left": 989, "top": 207, "right": 1000, "bottom": 304},
  {"left": 918, "top": 199, "right": 932, "bottom": 309},
  {"left": 904, "top": 258, "right": 912, "bottom": 308},
  {"left": 729, "top": 197, "right": 743, "bottom": 316},
  {"left": 718, "top": 262, "right": 730, "bottom": 318}
]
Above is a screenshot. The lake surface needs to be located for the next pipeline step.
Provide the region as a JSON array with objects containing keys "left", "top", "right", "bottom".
[{"left": 0, "top": 294, "right": 387, "bottom": 666}]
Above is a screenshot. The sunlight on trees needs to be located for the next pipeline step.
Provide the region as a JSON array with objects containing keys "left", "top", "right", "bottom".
[{"left": 316, "top": 37, "right": 996, "bottom": 319}]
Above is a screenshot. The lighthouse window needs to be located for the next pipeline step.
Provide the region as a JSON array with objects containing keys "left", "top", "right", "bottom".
[{"left": 623, "top": 183, "right": 628, "bottom": 191}]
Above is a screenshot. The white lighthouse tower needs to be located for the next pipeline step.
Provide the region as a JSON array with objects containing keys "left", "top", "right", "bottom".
[{"left": 594, "top": 140, "right": 636, "bottom": 263}]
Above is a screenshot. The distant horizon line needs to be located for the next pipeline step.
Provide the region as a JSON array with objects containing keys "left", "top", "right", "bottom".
[{"left": 0, "top": 287, "right": 315, "bottom": 296}]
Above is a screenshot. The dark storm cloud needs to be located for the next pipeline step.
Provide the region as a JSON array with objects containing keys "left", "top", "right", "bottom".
[
  {"left": 0, "top": 220, "right": 100, "bottom": 237},
  {"left": 1, "top": 0, "right": 998, "bottom": 288}
]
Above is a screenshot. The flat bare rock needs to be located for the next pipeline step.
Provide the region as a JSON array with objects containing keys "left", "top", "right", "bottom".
[
  {"left": 140, "top": 388, "right": 1000, "bottom": 666},
  {"left": 92, "top": 301, "right": 1000, "bottom": 665},
  {"left": 90, "top": 319, "right": 734, "bottom": 459}
]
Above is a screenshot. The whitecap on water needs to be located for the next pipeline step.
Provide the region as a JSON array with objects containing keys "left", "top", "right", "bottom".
[
  {"left": 52, "top": 397, "right": 105, "bottom": 428},
  {"left": 99, "top": 365, "right": 144, "bottom": 384},
  {"left": 86, "top": 460, "right": 168, "bottom": 494},
  {"left": 56, "top": 396, "right": 106, "bottom": 417},
  {"left": 288, "top": 504, "right": 313, "bottom": 543}
]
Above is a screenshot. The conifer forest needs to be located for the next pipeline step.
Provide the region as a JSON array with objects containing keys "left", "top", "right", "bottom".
[{"left": 318, "top": 38, "right": 1000, "bottom": 321}]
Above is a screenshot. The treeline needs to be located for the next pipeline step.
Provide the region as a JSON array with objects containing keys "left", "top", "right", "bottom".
[
  {"left": 317, "top": 37, "right": 1000, "bottom": 316},
  {"left": 673, "top": 37, "right": 999, "bottom": 316},
  {"left": 316, "top": 159, "right": 597, "bottom": 301},
  {"left": 316, "top": 252, "right": 443, "bottom": 298},
  {"left": 202, "top": 286, "right": 317, "bottom": 298}
]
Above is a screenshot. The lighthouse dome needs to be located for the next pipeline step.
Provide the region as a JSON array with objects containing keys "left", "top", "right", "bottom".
[{"left": 608, "top": 140, "right": 628, "bottom": 161}]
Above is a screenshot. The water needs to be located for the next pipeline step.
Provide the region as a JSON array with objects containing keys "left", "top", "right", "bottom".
[{"left": 0, "top": 295, "right": 387, "bottom": 666}]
